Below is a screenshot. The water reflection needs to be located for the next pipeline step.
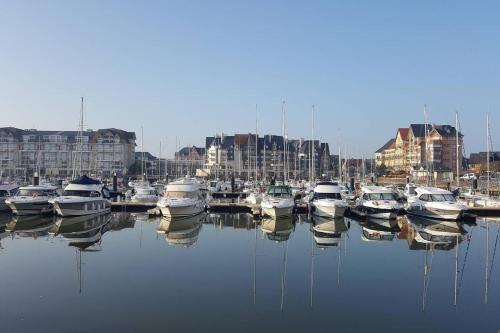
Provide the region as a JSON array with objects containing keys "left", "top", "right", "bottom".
[
  {"left": 50, "top": 212, "right": 112, "bottom": 250},
  {"left": 311, "top": 216, "right": 348, "bottom": 248},
  {"left": 6, "top": 214, "right": 55, "bottom": 239},
  {"left": 261, "top": 216, "right": 295, "bottom": 242},
  {"left": 157, "top": 213, "right": 205, "bottom": 248},
  {"left": 206, "top": 212, "right": 258, "bottom": 230},
  {"left": 357, "top": 217, "right": 400, "bottom": 242},
  {"left": 0, "top": 212, "right": 499, "bottom": 332},
  {"left": 403, "top": 215, "right": 467, "bottom": 251}
]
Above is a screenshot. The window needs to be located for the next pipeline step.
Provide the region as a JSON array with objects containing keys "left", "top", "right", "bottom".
[
  {"left": 367, "top": 193, "right": 395, "bottom": 200},
  {"left": 314, "top": 192, "right": 342, "bottom": 200},
  {"left": 419, "top": 194, "right": 430, "bottom": 201}
]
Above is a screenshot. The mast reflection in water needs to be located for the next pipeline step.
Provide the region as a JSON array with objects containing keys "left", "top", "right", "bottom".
[{"left": 0, "top": 212, "right": 498, "bottom": 332}]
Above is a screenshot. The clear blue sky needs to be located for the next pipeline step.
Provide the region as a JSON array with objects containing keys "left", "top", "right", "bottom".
[{"left": 1, "top": 0, "right": 498, "bottom": 157}]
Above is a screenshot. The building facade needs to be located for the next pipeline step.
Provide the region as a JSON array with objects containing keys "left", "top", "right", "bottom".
[
  {"left": 0, "top": 127, "right": 136, "bottom": 178},
  {"left": 375, "top": 123, "right": 463, "bottom": 176},
  {"left": 204, "top": 133, "right": 331, "bottom": 180}
]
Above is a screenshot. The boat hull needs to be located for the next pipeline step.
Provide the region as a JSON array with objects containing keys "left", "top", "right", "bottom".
[
  {"left": 5, "top": 200, "right": 53, "bottom": 215},
  {"left": 406, "top": 206, "right": 463, "bottom": 221},
  {"left": 159, "top": 205, "right": 204, "bottom": 218},
  {"left": 0, "top": 200, "right": 9, "bottom": 212},
  {"left": 261, "top": 205, "right": 294, "bottom": 218},
  {"left": 312, "top": 202, "right": 346, "bottom": 218},
  {"left": 52, "top": 199, "right": 111, "bottom": 217},
  {"left": 352, "top": 205, "right": 399, "bottom": 220}
]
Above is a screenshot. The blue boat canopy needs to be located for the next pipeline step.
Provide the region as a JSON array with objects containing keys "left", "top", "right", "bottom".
[{"left": 70, "top": 175, "right": 102, "bottom": 185}]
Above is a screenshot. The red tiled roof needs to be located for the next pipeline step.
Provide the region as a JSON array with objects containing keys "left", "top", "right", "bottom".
[{"left": 397, "top": 128, "right": 409, "bottom": 141}]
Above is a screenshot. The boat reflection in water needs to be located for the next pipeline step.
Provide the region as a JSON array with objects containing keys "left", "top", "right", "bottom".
[
  {"left": 402, "top": 215, "right": 471, "bottom": 310},
  {"left": 261, "top": 216, "right": 294, "bottom": 242},
  {"left": 309, "top": 216, "right": 350, "bottom": 309},
  {"left": 50, "top": 212, "right": 112, "bottom": 250},
  {"left": 311, "top": 215, "right": 348, "bottom": 248},
  {"left": 5, "top": 215, "right": 55, "bottom": 239},
  {"left": 403, "top": 215, "right": 467, "bottom": 251},
  {"left": 157, "top": 213, "right": 205, "bottom": 248},
  {"left": 357, "top": 217, "right": 400, "bottom": 242},
  {"left": 206, "top": 213, "right": 258, "bottom": 230}
]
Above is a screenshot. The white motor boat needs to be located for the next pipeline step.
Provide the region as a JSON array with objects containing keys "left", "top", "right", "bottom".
[
  {"left": 49, "top": 175, "right": 111, "bottom": 217},
  {"left": 261, "top": 185, "right": 295, "bottom": 218},
  {"left": 460, "top": 189, "right": 500, "bottom": 208},
  {"left": 403, "top": 183, "right": 418, "bottom": 200},
  {"left": 310, "top": 182, "right": 347, "bottom": 218},
  {"left": 0, "top": 183, "right": 20, "bottom": 212},
  {"left": 406, "top": 187, "right": 467, "bottom": 221},
  {"left": 245, "top": 187, "right": 264, "bottom": 205},
  {"left": 131, "top": 185, "right": 158, "bottom": 203},
  {"left": 5, "top": 185, "right": 58, "bottom": 215},
  {"left": 157, "top": 178, "right": 205, "bottom": 218},
  {"left": 352, "top": 186, "right": 403, "bottom": 220}
]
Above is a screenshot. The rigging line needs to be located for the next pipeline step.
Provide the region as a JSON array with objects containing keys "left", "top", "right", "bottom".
[
  {"left": 488, "top": 225, "right": 500, "bottom": 283},
  {"left": 458, "top": 228, "right": 473, "bottom": 291}
]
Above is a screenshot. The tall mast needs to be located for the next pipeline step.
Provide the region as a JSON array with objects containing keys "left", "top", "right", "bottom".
[
  {"left": 247, "top": 135, "right": 250, "bottom": 181},
  {"left": 263, "top": 135, "right": 266, "bottom": 183},
  {"left": 165, "top": 138, "right": 168, "bottom": 179},
  {"left": 456, "top": 111, "right": 460, "bottom": 188},
  {"left": 282, "top": 100, "right": 286, "bottom": 182},
  {"left": 141, "top": 126, "right": 144, "bottom": 179},
  {"left": 338, "top": 146, "right": 342, "bottom": 183},
  {"left": 255, "top": 104, "right": 258, "bottom": 183},
  {"left": 424, "top": 104, "right": 430, "bottom": 186},
  {"left": 311, "top": 104, "right": 315, "bottom": 182},
  {"left": 79, "top": 97, "right": 84, "bottom": 176},
  {"left": 158, "top": 141, "right": 162, "bottom": 181},
  {"left": 487, "top": 111, "right": 490, "bottom": 194}
]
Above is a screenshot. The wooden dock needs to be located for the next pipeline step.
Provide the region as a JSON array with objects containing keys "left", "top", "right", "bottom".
[
  {"left": 111, "top": 200, "right": 499, "bottom": 218},
  {"left": 111, "top": 201, "right": 157, "bottom": 212}
]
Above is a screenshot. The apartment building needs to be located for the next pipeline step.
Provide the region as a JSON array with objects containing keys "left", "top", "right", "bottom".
[
  {"left": 0, "top": 127, "right": 136, "bottom": 178},
  {"left": 375, "top": 123, "right": 463, "bottom": 175},
  {"left": 205, "top": 133, "right": 331, "bottom": 180}
]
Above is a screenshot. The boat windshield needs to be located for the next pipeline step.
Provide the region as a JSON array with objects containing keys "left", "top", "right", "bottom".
[
  {"left": 418, "top": 231, "right": 454, "bottom": 243},
  {"left": 363, "top": 229, "right": 395, "bottom": 241},
  {"left": 136, "top": 188, "right": 156, "bottom": 195},
  {"left": 267, "top": 187, "right": 291, "bottom": 197},
  {"left": 63, "top": 190, "right": 101, "bottom": 197},
  {"left": 17, "top": 189, "right": 55, "bottom": 196},
  {"left": 314, "top": 192, "right": 342, "bottom": 200},
  {"left": 0, "top": 190, "right": 9, "bottom": 197},
  {"left": 364, "top": 193, "right": 395, "bottom": 200},
  {"left": 431, "top": 194, "right": 455, "bottom": 202},
  {"left": 420, "top": 194, "right": 456, "bottom": 202},
  {"left": 164, "top": 191, "right": 197, "bottom": 199}
]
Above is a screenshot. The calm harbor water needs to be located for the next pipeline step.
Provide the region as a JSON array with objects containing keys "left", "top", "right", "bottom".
[{"left": 0, "top": 212, "right": 499, "bottom": 332}]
